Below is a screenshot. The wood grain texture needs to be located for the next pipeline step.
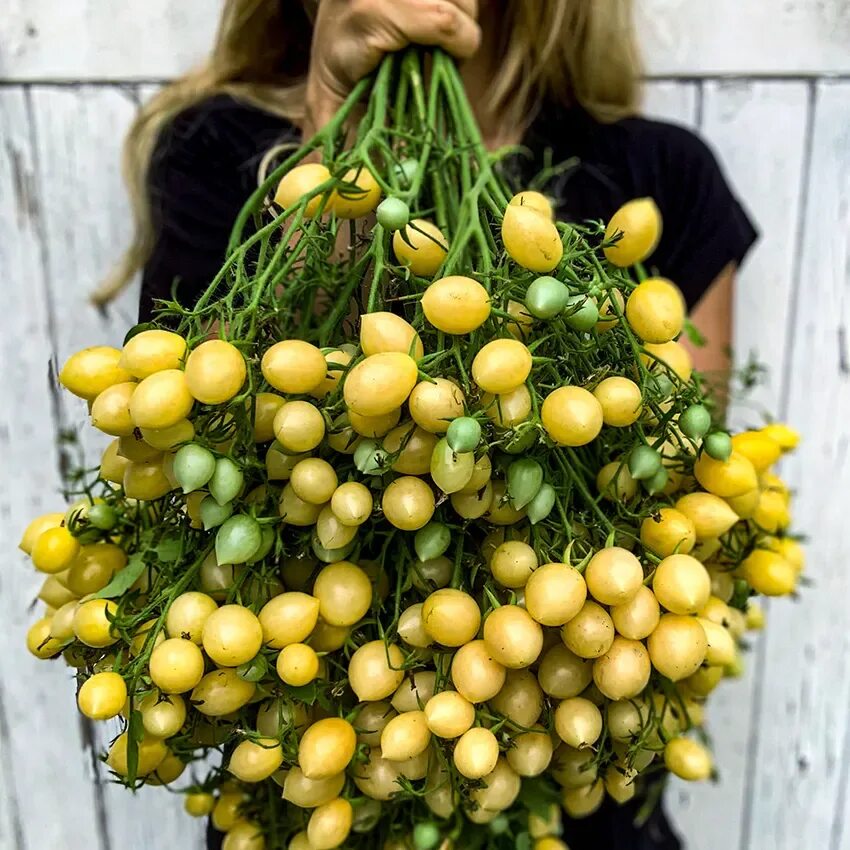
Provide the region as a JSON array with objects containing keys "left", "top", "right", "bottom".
[
  {"left": 742, "top": 80, "right": 850, "bottom": 850},
  {"left": 0, "top": 87, "right": 105, "bottom": 850},
  {"left": 2, "top": 0, "right": 850, "bottom": 81}
]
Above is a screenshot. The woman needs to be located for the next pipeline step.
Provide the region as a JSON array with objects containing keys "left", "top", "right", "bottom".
[{"left": 99, "top": 1, "right": 756, "bottom": 847}]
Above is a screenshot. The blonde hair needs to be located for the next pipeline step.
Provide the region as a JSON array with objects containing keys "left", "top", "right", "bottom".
[{"left": 94, "top": 0, "right": 641, "bottom": 305}]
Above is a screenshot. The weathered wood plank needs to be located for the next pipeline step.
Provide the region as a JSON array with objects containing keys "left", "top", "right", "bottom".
[
  {"left": 2, "top": 0, "right": 850, "bottom": 81},
  {"left": 28, "top": 82, "right": 206, "bottom": 850},
  {"left": 665, "top": 80, "right": 810, "bottom": 850},
  {"left": 0, "top": 87, "right": 105, "bottom": 850},
  {"left": 743, "top": 79, "right": 850, "bottom": 850},
  {"left": 642, "top": 80, "right": 699, "bottom": 128}
]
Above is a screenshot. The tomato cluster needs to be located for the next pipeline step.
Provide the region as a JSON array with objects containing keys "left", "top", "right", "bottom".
[{"left": 17, "top": 50, "right": 803, "bottom": 850}]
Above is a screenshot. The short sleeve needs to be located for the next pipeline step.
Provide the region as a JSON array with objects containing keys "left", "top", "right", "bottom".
[
  {"left": 139, "top": 96, "right": 296, "bottom": 321},
  {"left": 627, "top": 121, "right": 758, "bottom": 307}
]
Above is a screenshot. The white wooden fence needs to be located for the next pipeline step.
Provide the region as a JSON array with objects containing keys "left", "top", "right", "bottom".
[{"left": 1, "top": 3, "right": 848, "bottom": 849}]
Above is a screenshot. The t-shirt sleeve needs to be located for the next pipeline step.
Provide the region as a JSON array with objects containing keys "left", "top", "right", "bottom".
[
  {"left": 635, "top": 121, "right": 758, "bottom": 307},
  {"left": 139, "top": 98, "right": 296, "bottom": 322}
]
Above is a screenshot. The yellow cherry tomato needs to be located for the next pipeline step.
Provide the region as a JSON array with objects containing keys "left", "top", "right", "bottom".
[
  {"left": 298, "top": 717, "right": 357, "bottom": 779},
  {"left": 484, "top": 605, "right": 543, "bottom": 669},
  {"left": 694, "top": 450, "right": 758, "bottom": 498},
  {"left": 424, "top": 691, "right": 475, "bottom": 738},
  {"left": 250, "top": 393, "right": 285, "bottom": 443},
  {"left": 262, "top": 340, "right": 327, "bottom": 394},
  {"left": 100, "top": 439, "right": 130, "bottom": 484},
  {"left": 741, "top": 549, "right": 796, "bottom": 596},
  {"left": 596, "top": 461, "right": 638, "bottom": 502},
  {"left": 664, "top": 737, "right": 713, "bottom": 781},
  {"left": 561, "top": 601, "right": 615, "bottom": 659},
  {"left": 647, "top": 614, "right": 707, "bottom": 681},
  {"left": 19, "top": 512, "right": 65, "bottom": 555},
  {"left": 283, "top": 767, "right": 346, "bottom": 808},
  {"left": 382, "top": 476, "right": 435, "bottom": 530},
  {"left": 348, "top": 641, "right": 405, "bottom": 701},
  {"left": 333, "top": 166, "right": 381, "bottom": 218},
  {"left": 273, "top": 400, "right": 326, "bottom": 453},
  {"left": 422, "top": 588, "right": 481, "bottom": 646},
  {"left": 166, "top": 591, "right": 218, "bottom": 644},
  {"left": 408, "top": 378, "right": 465, "bottom": 433},
  {"left": 106, "top": 732, "right": 168, "bottom": 778},
  {"left": 380, "top": 710, "right": 431, "bottom": 761},
  {"left": 77, "top": 671, "right": 127, "bottom": 720},
  {"left": 509, "top": 190, "right": 554, "bottom": 219},
  {"left": 138, "top": 691, "right": 187, "bottom": 738},
  {"left": 229, "top": 737, "right": 284, "bottom": 783},
  {"left": 584, "top": 547, "right": 644, "bottom": 606},
  {"left": 26, "top": 617, "right": 64, "bottom": 659},
  {"left": 184, "top": 792, "right": 215, "bottom": 818},
  {"left": 348, "top": 407, "right": 401, "bottom": 438},
  {"left": 541, "top": 386, "right": 603, "bottom": 446},
  {"left": 625, "top": 278, "right": 684, "bottom": 343},
  {"left": 604, "top": 197, "right": 661, "bottom": 267},
  {"left": 330, "top": 482, "right": 373, "bottom": 526},
  {"left": 149, "top": 637, "right": 205, "bottom": 694},
  {"left": 421, "top": 275, "right": 491, "bottom": 334},
  {"left": 491, "top": 668, "right": 545, "bottom": 725},
  {"left": 760, "top": 422, "right": 800, "bottom": 451},
  {"left": 610, "top": 586, "right": 660, "bottom": 640},
  {"left": 60, "top": 346, "right": 134, "bottom": 401},
  {"left": 184, "top": 340, "right": 247, "bottom": 405},
  {"left": 725, "top": 486, "right": 760, "bottom": 519},
  {"left": 73, "top": 599, "right": 118, "bottom": 648},
  {"left": 91, "top": 382, "right": 137, "bottom": 436},
  {"left": 481, "top": 385, "right": 532, "bottom": 428},
  {"left": 674, "top": 492, "right": 739, "bottom": 539},
  {"left": 471, "top": 339, "right": 532, "bottom": 394},
  {"left": 67, "top": 543, "right": 127, "bottom": 596},
  {"left": 313, "top": 561, "right": 373, "bottom": 627},
  {"left": 524, "top": 562, "right": 587, "bottom": 626},
  {"left": 258, "top": 591, "right": 320, "bottom": 648},
  {"left": 452, "top": 639, "right": 507, "bottom": 702},
  {"left": 507, "top": 726, "right": 554, "bottom": 778},
  {"left": 123, "top": 458, "right": 173, "bottom": 501},
  {"left": 308, "top": 798, "right": 353, "bottom": 850},
  {"left": 454, "top": 727, "right": 500, "bottom": 779},
  {"left": 360, "top": 311, "right": 424, "bottom": 359},
  {"left": 31, "top": 526, "right": 80, "bottom": 574},
  {"left": 120, "top": 329, "right": 187, "bottom": 378},
  {"left": 562, "top": 778, "right": 605, "bottom": 818},
  {"left": 279, "top": 483, "right": 324, "bottom": 526},
  {"left": 344, "top": 352, "right": 419, "bottom": 417},
  {"left": 275, "top": 163, "right": 332, "bottom": 216},
  {"left": 592, "top": 636, "right": 651, "bottom": 700},
  {"left": 222, "top": 822, "right": 266, "bottom": 850},
  {"left": 731, "top": 430, "right": 782, "bottom": 473},
  {"left": 640, "top": 507, "right": 696, "bottom": 558},
  {"left": 554, "top": 697, "right": 603, "bottom": 749},
  {"left": 767, "top": 536, "right": 804, "bottom": 573},
  {"left": 202, "top": 605, "right": 263, "bottom": 667},
  {"left": 652, "top": 554, "right": 711, "bottom": 615},
  {"left": 593, "top": 376, "right": 642, "bottom": 426},
  {"left": 502, "top": 204, "right": 563, "bottom": 272},
  {"left": 311, "top": 349, "right": 354, "bottom": 399},
  {"left": 290, "top": 458, "right": 338, "bottom": 505},
  {"left": 752, "top": 489, "right": 791, "bottom": 533},
  {"left": 393, "top": 219, "right": 448, "bottom": 277},
  {"left": 277, "top": 642, "right": 320, "bottom": 686},
  {"left": 641, "top": 341, "right": 693, "bottom": 382},
  {"left": 490, "top": 540, "right": 537, "bottom": 589},
  {"left": 383, "top": 423, "right": 438, "bottom": 475},
  {"left": 191, "top": 668, "right": 256, "bottom": 717}
]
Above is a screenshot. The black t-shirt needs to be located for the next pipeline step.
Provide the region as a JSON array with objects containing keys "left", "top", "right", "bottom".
[
  {"left": 139, "top": 94, "right": 756, "bottom": 320},
  {"left": 145, "top": 96, "right": 754, "bottom": 850}
]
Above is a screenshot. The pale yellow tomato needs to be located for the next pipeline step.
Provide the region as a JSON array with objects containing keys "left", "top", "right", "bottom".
[
  {"left": 258, "top": 592, "right": 320, "bottom": 649},
  {"left": 273, "top": 401, "right": 325, "bottom": 453},
  {"left": 541, "top": 386, "right": 603, "bottom": 447},
  {"left": 229, "top": 737, "right": 284, "bottom": 782},
  {"left": 625, "top": 278, "right": 684, "bottom": 343},
  {"left": 509, "top": 190, "right": 554, "bottom": 218},
  {"left": 382, "top": 476, "right": 435, "bottom": 530},
  {"left": 664, "top": 737, "right": 713, "bottom": 781},
  {"left": 308, "top": 620, "right": 350, "bottom": 653},
  {"left": 596, "top": 461, "right": 639, "bottom": 502},
  {"left": 491, "top": 668, "right": 544, "bottom": 725},
  {"left": 344, "top": 353, "right": 418, "bottom": 417},
  {"left": 694, "top": 450, "right": 758, "bottom": 498},
  {"left": 451, "top": 480, "right": 494, "bottom": 520},
  {"left": 124, "top": 458, "right": 173, "bottom": 501},
  {"left": 483, "top": 605, "right": 544, "bottom": 669},
  {"left": 421, "top": 275, "right": 491, "bottom": 334},
  {"left": 674, "top": 492, "right": 739, "bottom": 539},
  {"left": 288, "top": 458, "right": 337, "bottom": 506},
  {"left": 19, "top": 512, "right": 66, "bottom": 555},
  {"left": 593, "top": 377, "right": 642, "bottom": 426},
  {"left": 537, "top": 644, "right": 593, "bottom": 699},
  {"left": 550, "top": 745, "right": 597, "bottom": 789},
  {"left": 142, "top": 418, "right": 196, "bottom": 451},
  {"left": 202, "top": 605, "right": 263, "bottom": 667},
  {"left": 561, "top": 601, "right": 615, "bottom": 659},
  {"left": 73, "top": 599, "right": 118, "bottom": 648},
  {"left": 184, "top": 340, "right": 246, "bottom": 404},
  {"left": 481, "top": 385, "right": 532, "bottom": 429},
  {"left": 77, "top": 671, "right": 127, "bottom": 720},
  {"left": 262, "top": 340, "right": 327, "bottom": 394},
  {"left": 422, "top": 588, "right": 481, "bottom": 646},
  {"left": 507, "top": 725, "right": 554, "bottom": 777},
  {"left": 408, "top": 378, "right": 465, "bottom": 433},
  {"left": 184, "top": 792, "right": 216, "bottom": 818},
  {"left": 307, "top": 797, "right": 353, "bottom": 850},
  {"left": 391, "top": 670, "right": 436, "bottom": 713},
  {"left": 604, "top": 198, "right": 661, "bottom": 267},
  {"left": 120, "top": 329, "right": 187, "bottom": 378},
  {"left": 610, "top": 586, "right": 660, "bottom": 640},
  {"left": 149, "top": 637, "right": 205, "bottom": 694},
  {"left": 311, "top": 349, "right": 354, "bottom": 399},
  {"left": 279, "top": 482, "right": 323, "bottom": 526},
  {"left": 725, "top": 486, "right": 760, "bottom": 519},
  {"left": 641, "top": 340, "right": 693, "bottom": 382},
  {"left": 506, "top": 299, "right": 535, "bottom": 339},
  {"left": 592, "top": 637, "right": 651, "bottom": 700},
  {"left": 767, "top": 537, "right": 804, "bottom": 573},
  {"left": 383, "top": 423, "right": 438, "bottom": 475},
  {"left": 562, "top": 778, "right": 605, "bottom": 818},
  {"left": 452, "top": 639, "right": 507, "bottom": 702},
  {"left": 424, "top": 690, "right": 475, "bottom": 738},
  {"left": 731, "top": 430, "right": 782, "bottom": 473},
  {"left": 313, "top": 561, "right": 372, "bottom": 626},
  {"left": 640, "top": 507, "right": 696, "bottom": 558},
  {"left": 330, "top": 481, "right": 373, "bottom": 527},
  {"left": 396, "top": 603, "right": 432, "bottom": 649},
  {"left": 211, "top": 792, "right": 248, "bottom": 832},
  {"left": 741, "top": 549, "right": 796, "bottom": 596},
  {"left": 647, "top": 614, "right": 707, "bottom": 680},
  {"left": 298, "top": 717, "right": 357, "bottom": 779},
  {"left": 652, "top": 554, "right": 711, "bottom": 615},
  {"left": 106, "top": 732, "right": 168, "bottom": 778},
  {"left": 166, "top": 591, "right": 218, "bottom": 644},
  {"left": 348, "top": 641, "right": 405, "bottom": 701},
  {"left": 469, "top": 757, "right": 522, "bottom": 815},
  {"left": 698, "top": 618, "right": 736, "bottom": 667},
  {"left": 26, "top": 617, "right": 63, "bottom": 659},
  {"left": 490, "top": 540, "right": 537, "bottom": 588},
  {"left": 283, "top": 767, "right": 345, "bottom": 809},
  {"left": 100, "top": 439, "right": 130, "bottom": 484},
  {"left": 380, "top": 710, "right": 431, "bottom": 761},
  {"left": 60, "top": 346, "right": 133, "bottom": 401},
  {"left": 584, "top": 547, "right": 643, "bottom": 606},
  {"left": 454, "top": 726, "right": 500, "bottom": 779},
  {"left": 138, "top": 691, "right": 186, "bottom": 738},
  {"left": 91, "top": 382, "right": 137, "bottom": 436},
  {"left": 333, "top": 166, "right": 381, "bottom": 218},
  {"left": 222, "top": 822, "right": 265, "bottom": 850},
  {"left": 360, "top": 311, "right": 424, "bottom": 359},
  {"left": 554, "top": 697, "right": 603, "bottom": 749},
  {"left": 393, "top": 219, "right": 448, "bottom": 276},
  {"left": 752, "top": 489, "right": 791, "bottom": 533},
  {"left": 502, "top": 204, "right": 563, "bottom": 272},
  {"left": 31, "top": 526, "right": 80, "bottom": 575},
  {"left": 760, "top": 422, "right": 799, "bottom": 451},
  {"left": 471, "top": 339, "right": 532, "bottom": 394},
  {"left": 191, "top": 668, "right": 256, "bottom": 717},
  {"left": 525, "top": 563, "right": 587, "bottom": 627},
  {"left": 275, "top": 163, "right": 332, "bottom": 216},
  {"left": 606, "top": 699, "right": 645, "bottom": 741}
]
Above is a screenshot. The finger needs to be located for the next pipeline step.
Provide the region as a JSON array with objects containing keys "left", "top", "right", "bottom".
[{"left": 393, "top": 0, "right": 482, "bottom": 58}]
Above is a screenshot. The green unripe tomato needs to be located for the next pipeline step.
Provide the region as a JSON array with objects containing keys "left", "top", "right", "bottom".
[
  {"left": 525, "top": 275, "right": 570, "bottom": 319},
  {"left": 413, "top": 822, "right": 441, "bottom": 850},
  {"left": 446, "top": 416, "right": 481, "bottom": 453},
  {"left": 628, "top": 444, "right": 662, "bottom": 481},
  {"left": 564, "top": 295, "right": 599, "bottom": 332},
  {"left": 414, "top": 522, "right": 451, "bottom": 562},
  {"left": 704, "top": 431, "right": 732, "bottom": 461},
  {"left": 376, "top": 197, "right": 410, "bottom": 231},
  {"left": 200, "top": 495, "right": 234, "bottom": 530},
  {"left": 173, "top": 444, "right": 216, "bottom": 494},
  {"left": 392, "top": 159, "right": 418, "bottom": 188},
  {"left": 86, "top": 503, "right": 117, "bottom": 531},
  {"left": 643, "top": 465, "right": 669, "bottom": 495},
  {"left": 215, "top": 514, "right": 262, "bottom": 565},
  {"left": 208, "top": 457, "right": 243, "bottom": 506},
  {"left": 528, "top": 482, "right": 556, "bottom": 524},
  {"left": 679, "top": 404, "right": 712, "bottom": 439},
  {"left": 507, "top": 458, "right": 544, "bottom": 509}
]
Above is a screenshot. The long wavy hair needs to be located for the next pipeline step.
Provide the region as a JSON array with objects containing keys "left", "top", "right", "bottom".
[{"left": 93, "top": 0, "right": 642, "bottom": 304}]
